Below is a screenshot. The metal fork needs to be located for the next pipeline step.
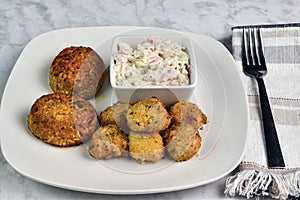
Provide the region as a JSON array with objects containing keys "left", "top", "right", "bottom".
[{"left": 242, "top": 27, "right": 285, "bottom": 168}]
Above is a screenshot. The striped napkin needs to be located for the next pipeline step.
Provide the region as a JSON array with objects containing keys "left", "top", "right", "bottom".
[{"left": 224, "top": 24, "right": 300, "bottom": 199}]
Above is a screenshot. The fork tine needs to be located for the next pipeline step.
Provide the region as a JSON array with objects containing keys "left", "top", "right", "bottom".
[
  {"left": 241, "top": 29, "right": 247, "bottom": 66},
  {"left": 256, "top": 28, "right": 266, "bottom": 68},
  {"left": 246, "top": 28, "right": 253, "bottom": 66},
  {"left": 251, "top": 28, "right": 259, "bottom": 65}
]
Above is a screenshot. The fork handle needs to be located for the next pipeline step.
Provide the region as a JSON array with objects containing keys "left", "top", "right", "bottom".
[{"left": 256, "top": 77, "right": 285, "bottom": 168}]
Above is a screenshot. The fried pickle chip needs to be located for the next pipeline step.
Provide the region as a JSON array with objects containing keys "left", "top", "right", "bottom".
[
  {"left": 164, "top": 123, "right": 201, "bottom": 162},
  {"left": 129, "top": 132, "right": 164, "bottom": 164},
  {"left": 88, "top": 124, "right": 129, "bottom": 159},
  {"left": 169, "top": 100, "right": 207, "bottom": 129},
  {"left": 126, "top": 97, "right": 170, "bottom": 133},
  {"left": 99, "top": 102, "right": 130, "bottom": 133}
]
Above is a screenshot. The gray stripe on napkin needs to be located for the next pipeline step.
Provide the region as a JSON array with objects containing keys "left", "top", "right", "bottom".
[
  {"left": 232, "top": 29, "right": 300, "bottom": 38},
  {"left": 233, "top": 46, "right": 300, "bottom": 63},
  {"left": 248, "top": 95, "right": 300, "bottom": 126}
]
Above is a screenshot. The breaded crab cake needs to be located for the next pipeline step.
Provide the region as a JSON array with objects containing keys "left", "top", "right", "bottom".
[
  {"left": 49, "top": 46, "right": 108, "bottom": 99},
  {"left": 129, "top": 132, "right": 164, "bottom": 164},
  {"left": 169, "top": 100, "right": 207, "bottom": 129},
  {"left": 27, "top": 93, "right": 98, "bottom": 147},
  {"left": 88, "top": 124, "right": 129, "bottom": 159},
  {"left": 126, "top": 97, "right": 170, "bottom": 133},
  {"left": 164, "top": 123, "right": 201, "bottom": 162},
  {"left": 99, "top": 102, "right": 130, "bottom": 133}
]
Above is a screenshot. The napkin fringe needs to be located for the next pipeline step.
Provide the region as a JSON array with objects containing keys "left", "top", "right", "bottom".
[{"left": 224, "top": 169, "right": 300, "bottom": 200}]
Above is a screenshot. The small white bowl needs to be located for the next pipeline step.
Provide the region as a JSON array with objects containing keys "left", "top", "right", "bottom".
[{"left": 110, "top": 34, "right": 197, "bottom": 106}]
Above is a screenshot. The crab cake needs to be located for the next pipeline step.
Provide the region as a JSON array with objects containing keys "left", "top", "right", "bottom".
[
  {"left": 164, "top": 124, "right": 201, "bottom": 162},
  {"left": 126, "top": 97, "right": 171, "bottom": 133},
  {"left": 169, "top": 100, "right": 207, "bottom": 129},
  {"left": 27, "top": 93, "right": 98, "bottom": 147},
  {"left": 99, "top": 102, "right": 130, "bottom": 133},
  {"left": 129, "top": 132, "right": 164, "bottom": 164},
  {"left": 88, "top": 124, "right": 129, "bottom": 159},
  {"left": 49, "top": 46, "right": 108, "bottom": 99}
]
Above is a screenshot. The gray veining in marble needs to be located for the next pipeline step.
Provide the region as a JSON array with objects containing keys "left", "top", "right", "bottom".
[{"left": 1, "top": 0, "right": 300, "bottom": 199}]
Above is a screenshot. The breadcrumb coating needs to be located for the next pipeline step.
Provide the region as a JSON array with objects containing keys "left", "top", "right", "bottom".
[
  {"left": 129, "top": 132, "right": 164, "bottom": 164},
  {"left": 88, "top": 124, "right": 129, "bottom": 159},
  {"left": 99, "top": 102, "right": 130, "bottom": 133},
  {"left": 126, "top": 97, "right": 170, "bottom": 133},
  {"left": 49, "top": 46, "right": 108, "bottom": 99},
  {"left": 164, "top": 123, "right": 201, "bottom": 162},
  {"left": 169, "top": 100, "right": 207, "bottom": 129},
  {"left": 27, "top": 93, "right": 98, "bottom": 147}
]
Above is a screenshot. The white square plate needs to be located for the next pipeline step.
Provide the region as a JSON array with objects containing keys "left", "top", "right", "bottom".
[{"left": 0, "top": 26, "right": 248, "bottom": 194}]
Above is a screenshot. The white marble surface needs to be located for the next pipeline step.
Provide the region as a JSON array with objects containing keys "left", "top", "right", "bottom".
[{"left": 1, "top": 0, "right": 300, "bottom": 199}]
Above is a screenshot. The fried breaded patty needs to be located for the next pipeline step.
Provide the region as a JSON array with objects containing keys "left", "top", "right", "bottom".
[
  {"left": 99, "top": 102, "right": 130, "bottom": 133},
  {"left": 88, "top": 124, "right": 129, "bottom": 159},
  {"left": 129, "top": 132, "right": 164, "bottom": 164},
  {"left": 27, "top": 93, "right": 98, "bottom": 147},
  {"left": 169, "top": 100, "right": 207, "bottom": 129},
  {"left": 126, "top": 97, "right": 171, "bottom": 133},
  {"left": 164, "top": 124, "right": 201, "bottom": 162},
  {"left": 49, "top": 46, "right": 108, "bottom": 99}
]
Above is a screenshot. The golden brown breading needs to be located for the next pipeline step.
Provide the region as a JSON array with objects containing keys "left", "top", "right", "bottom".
[
  {"left": 88, "top": 124, "right": 129, "bottom": 159},
  {"left": 129, "top": 132, "right": 164, "bottom": 164},
  {"left": 169, "top": 100, "right": 207, "bottom": 129},
  {"left": 126, "top": 97, "right": 171, "bottom": 133},
  {"left": 27, "top": 93, "right": 98, "bottom": 147},
  {"left": 164, "top": 123, "right": 201, "bottom": 162},
  {"left": 49, "top": 46, "right": 108, "bottom": 99},
  {"left": 99, "top": 102, "right": 130, "bottom": 133}
]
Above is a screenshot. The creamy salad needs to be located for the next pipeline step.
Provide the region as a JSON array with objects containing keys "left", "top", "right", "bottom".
[{"left": 113, "top": 37, "right": 191, "bottom": 86}]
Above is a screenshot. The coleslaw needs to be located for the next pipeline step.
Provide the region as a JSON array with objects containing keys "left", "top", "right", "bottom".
[{"left": 113, "top": 37, "right": 191, "bottom": 86}]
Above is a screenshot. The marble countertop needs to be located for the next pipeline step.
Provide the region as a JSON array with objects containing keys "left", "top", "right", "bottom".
[{"left": 1, "top": 0, "right": 299, "bottom": 199}]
